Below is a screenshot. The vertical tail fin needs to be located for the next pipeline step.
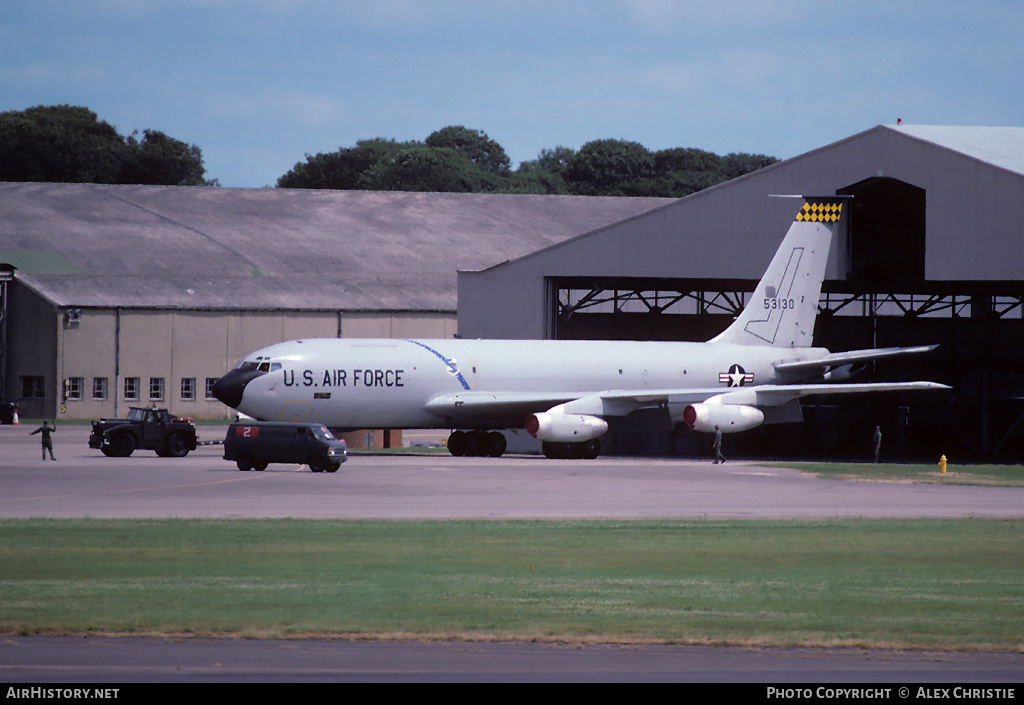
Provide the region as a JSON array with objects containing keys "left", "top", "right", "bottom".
[{"left": 709, "top": 198, "right": 844, "bottom": 347}]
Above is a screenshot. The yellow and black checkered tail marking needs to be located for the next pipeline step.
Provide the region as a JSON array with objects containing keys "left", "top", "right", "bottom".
[{"left": 795, "top": 200, "right": 843, "bottom": 222}]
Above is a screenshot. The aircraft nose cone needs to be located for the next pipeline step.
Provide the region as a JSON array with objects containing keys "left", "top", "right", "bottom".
[{"left": 211, "top": 367, "right": 266, "bottom": 409}]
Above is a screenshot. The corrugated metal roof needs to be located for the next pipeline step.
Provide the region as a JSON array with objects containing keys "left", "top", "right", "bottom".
[
  {"left": 893, "top": 124, "right": 1024, "bottom": 176},
  {"left": 0, "top": 183, "right": 670, "bottom": 310}
]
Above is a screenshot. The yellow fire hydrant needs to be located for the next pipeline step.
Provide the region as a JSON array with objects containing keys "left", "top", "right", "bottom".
[{"left": 938, "top": 454, "right": 947, "bottom": 474}]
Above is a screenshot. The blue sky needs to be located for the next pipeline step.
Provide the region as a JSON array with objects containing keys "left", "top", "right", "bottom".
[{"left": 2, "top": 0, "right": 1022, "bottom": 188}]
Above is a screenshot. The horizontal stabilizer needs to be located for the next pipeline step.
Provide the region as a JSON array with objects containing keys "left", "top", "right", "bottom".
[{"left": 775, "top": 345, "right": 939, "bottom": 376}]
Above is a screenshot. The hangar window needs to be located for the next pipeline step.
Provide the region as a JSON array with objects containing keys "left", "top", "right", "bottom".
[
  {"left": 149, "top": 377, "right": 165, "bottom": 402},
  {"left": 181, "top": 377, "right": 196, "bottom": 401},
  {"left": 20, "top": 376, "right": 44, "bottom": 400},
  {"left": 205, "top": 378, "right": 219, "bottom": 400},
  {"left": 124, "top": 377, "right": 140, "bottom": 401},
  {"left": 65, "top": 377, "right": 83, "bottom": 401},
  {"left": 92, "top": 377, "right": 108, "bottom": 400}
]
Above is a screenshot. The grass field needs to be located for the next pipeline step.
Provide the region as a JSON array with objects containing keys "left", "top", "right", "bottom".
[
  {"left": 2, "top": 518, "right": 1022, "bottom": 650},
  {"left": 773, "top": 462, "right": 1024, "bottom": 486}
]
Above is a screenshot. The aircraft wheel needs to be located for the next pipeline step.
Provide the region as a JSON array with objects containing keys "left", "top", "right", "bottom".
[
  {"left": 447, "top": 431, "right": 467, "bottom": 456},
  {"left": 485, "top": 432, "right": 507, "bottom": 457},
  {"left": 542, "top": 442, "right": 569, "bottom": 459},
  {"left": 542, "top": 441, "right": 597, "bottom": 459},
  {"left": 463, "top": 432, "right": 482, "bottom": 457}
]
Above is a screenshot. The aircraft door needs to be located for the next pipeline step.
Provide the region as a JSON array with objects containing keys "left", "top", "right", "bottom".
[{"left": 281, "top": 400, "right": 310, "bottom": 422}]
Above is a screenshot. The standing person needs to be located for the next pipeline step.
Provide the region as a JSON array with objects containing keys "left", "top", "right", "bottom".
[
  {"left": 872, "top": 425, "right": 882, "bottom": 464},
  {"left": 31, "top": 420, "right": 56, "bottom": 461},
  {"left": 713, "top": 425, "right": 726, "bottom": 464}
]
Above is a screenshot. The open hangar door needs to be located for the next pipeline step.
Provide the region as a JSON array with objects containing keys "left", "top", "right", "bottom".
[
  {"left": 548, "top": 178, "right": 1024, "bottom": 461},
  {"left": 839, "top": 177, "right": 926, "bottom": 283},
  {"left": 549, "top": 177, "right": 929, "bottom": 344}
]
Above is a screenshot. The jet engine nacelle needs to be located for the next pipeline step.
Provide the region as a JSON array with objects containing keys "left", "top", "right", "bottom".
[
  {"left": 526, "top": 412, "right": 609, "bottom": 443},
  {"left": 682, "top": 403, "right": 765, "bottom": 433}
]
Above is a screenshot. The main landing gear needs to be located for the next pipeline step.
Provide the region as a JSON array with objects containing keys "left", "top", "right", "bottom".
[
  {"left": 542, "top": 439, "right": 601, "bottom": 460},
  {"left": 447, "top": 430, "right": 507, "bottom": 457},
  {"left": 446, "top": 431, "right": 602, "bottom": 459}
]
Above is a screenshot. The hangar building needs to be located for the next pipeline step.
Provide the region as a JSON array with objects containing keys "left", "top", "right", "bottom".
[
  {"left": 0, "top": 184, "right": 668, "bottom": 423},
  {"left": 458, "top": 125, "right": 1024, "bottom": 461}
]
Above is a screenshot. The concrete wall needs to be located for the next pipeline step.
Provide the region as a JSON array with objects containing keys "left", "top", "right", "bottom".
[
  {"left": 50, "top": 307, "right": 342, "bottom": 420},
  {"left": 341, "top": 311, "right": 457, "bottom": 339},
  {"left": 6, "top": 276, "right": 459, "bottom": 422}
]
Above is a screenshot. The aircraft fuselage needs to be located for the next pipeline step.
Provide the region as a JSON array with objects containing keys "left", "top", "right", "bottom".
[
  {"left": 215, "top": 337, "right": 828, "bottom": 430},
  {"left": 211, "top": 197, "right": 947, "bottom": 459}
]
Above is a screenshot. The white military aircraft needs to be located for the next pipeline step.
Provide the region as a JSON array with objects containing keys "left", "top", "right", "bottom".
[{"left": 212, "top": 196, "right": 948, "bottom": 459}]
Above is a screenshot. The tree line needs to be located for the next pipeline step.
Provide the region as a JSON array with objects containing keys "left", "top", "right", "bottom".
[
  {"left": 0, "top": 106, "right": 778, "bottom": 196},
  {"left": 0, "top": 105, "right": 210, "bottom": 186},
  {"left": 278, "top": 125, "right": 778, "bottom": 197}
]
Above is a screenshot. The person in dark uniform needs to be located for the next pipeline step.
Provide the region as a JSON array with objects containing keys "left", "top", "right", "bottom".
[
  {"left": 713, "top": 425, "right": 725, "bottom": 464},
  {"left": 872, "top": 426, "right": 882, "bottom": 464},
  {"left": 31, "top": 420, "right": 56, "bottom": 461}
]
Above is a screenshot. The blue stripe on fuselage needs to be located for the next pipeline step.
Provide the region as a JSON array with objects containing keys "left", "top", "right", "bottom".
[{"left": 404, "top": 340, "right": 472, "bottom": 391}]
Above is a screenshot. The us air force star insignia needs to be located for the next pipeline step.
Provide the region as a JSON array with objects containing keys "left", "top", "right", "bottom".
[{"left": 719, "top": 364, "right": 754, "bottom": 387}]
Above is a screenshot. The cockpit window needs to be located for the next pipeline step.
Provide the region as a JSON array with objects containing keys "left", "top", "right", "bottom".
[{"left": 237, "top": 359, "right": 283, "bottom": 373}]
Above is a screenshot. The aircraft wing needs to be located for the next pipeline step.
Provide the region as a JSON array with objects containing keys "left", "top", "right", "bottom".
[
  {"left": 424, "top": 388, "right": 718, "bottom": 427},
  {"left": 571, "top": 381, "right": 949, "bottom": 414},
  {"left": 423, "top": 379, "right": 950, "bottom": 428},
  {"left": 694, "top": 381, "right": 950, "bottom": 407},
  {"left": 423, "top": 391, "right": 585, "bottom": 426}
]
